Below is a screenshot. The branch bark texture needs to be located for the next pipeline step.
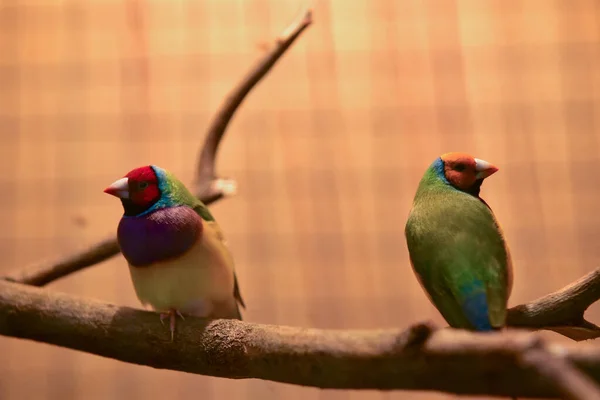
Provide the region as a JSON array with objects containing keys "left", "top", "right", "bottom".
[
  {"left": 519, "top": 346, "right": 600, "bottom": 400},
  {"left": 0, "top": 279, "right": 599, "bottom": 399}
]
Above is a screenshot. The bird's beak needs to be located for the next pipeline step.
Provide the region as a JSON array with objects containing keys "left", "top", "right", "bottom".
[
  {"left": 104, "top": 178, "right": 130, "bottom": 199},
  {"left": 474, "top": 158, "right": 499, "bottom": 180}
]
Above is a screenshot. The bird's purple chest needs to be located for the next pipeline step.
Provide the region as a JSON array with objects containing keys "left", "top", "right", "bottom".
[{"left": 117, "top": 206, "right": 203, "bottom": 267}]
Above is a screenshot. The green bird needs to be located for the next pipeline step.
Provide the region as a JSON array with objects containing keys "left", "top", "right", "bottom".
[
  {"left": 404, "top": 152, "right": 513, "bottom": 331},
  {"left": 104, "top": 165, "right": 245, "bottom": 340}
]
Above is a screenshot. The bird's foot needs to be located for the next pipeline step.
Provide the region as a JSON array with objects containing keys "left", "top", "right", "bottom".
[{"left": 159, "top": 309, "right": 185, "bottom": 342}]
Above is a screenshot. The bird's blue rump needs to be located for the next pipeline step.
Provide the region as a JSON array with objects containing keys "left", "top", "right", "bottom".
[{"left": 458, "top": 279, "right": 493, "bottom": 331}]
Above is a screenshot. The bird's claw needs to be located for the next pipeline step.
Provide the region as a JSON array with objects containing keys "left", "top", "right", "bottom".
[{"left": 159, "top": 309, "right": 185, "bottom": 342}]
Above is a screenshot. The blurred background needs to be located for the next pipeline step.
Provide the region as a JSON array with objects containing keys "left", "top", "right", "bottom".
[{"left": 1, "top": 0, "right": 599, "bottom": 399}]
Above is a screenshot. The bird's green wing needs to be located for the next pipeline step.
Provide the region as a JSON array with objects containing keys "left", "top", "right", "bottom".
[
  {"left": 193, "top": 202, "right": 216, "bottom": 222},
  {"left": 406, "top": 192, "right": 511, "bottom": 330},
  {"left": 193, "top": 202, "right": 246, "bottom": 310}
]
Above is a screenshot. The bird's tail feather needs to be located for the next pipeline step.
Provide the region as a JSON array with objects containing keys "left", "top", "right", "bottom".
[
  {"left": 232, "top": 302, "right": 243, "bottom": 320},
  {"left": 210, "top": 298, "right": 243, "bottom": 321}
]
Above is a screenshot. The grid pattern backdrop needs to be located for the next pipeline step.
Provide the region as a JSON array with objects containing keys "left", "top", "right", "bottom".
[{"left": 1, "top": 1, "right": 599, "bottom": 399}]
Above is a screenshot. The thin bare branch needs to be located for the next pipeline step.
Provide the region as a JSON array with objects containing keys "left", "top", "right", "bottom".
[
  {"left": 3, "top": 236, "right": 121, "bottom": 286},
  {"left": 194, "top": 8, "right": 313, "bottom": 199},
  {"left": 1, "top": 8, "right": 313, "bottom": 288},
  {"left": 1, "top": 279, "right": 600, "bottom": 399}
]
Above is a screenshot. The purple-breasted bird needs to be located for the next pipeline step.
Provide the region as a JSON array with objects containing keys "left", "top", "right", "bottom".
[
  {"left": 104, "top": 165, "right": 245, "bottom": 340},
  {"left": 404, "top": 152, "right": 513, "bottom": 331}
]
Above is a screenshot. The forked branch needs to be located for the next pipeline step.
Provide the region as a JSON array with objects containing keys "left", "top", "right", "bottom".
[{"left": 1, "top": 8, "right": 313, "bottom": 288}]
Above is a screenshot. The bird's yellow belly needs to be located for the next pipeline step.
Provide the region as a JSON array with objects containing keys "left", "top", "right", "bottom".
[{"left": 127, "top": 241, "right": 234, "bottom": 316}]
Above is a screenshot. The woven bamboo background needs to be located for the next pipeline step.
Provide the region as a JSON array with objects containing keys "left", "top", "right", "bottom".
[{"left": 1, "top": 0, "right": 599, "bottom": 399}]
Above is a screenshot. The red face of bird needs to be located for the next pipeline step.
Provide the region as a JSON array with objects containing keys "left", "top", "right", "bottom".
[
  {"left": 104, "top": 166, "right": 161, "bottom": 209},
  {"left": 440, "top": 152, "right": 498, "bottom": 191}
]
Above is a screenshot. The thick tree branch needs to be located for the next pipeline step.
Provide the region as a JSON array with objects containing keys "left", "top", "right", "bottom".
[
  {"left": 1, "top": 8, "right": 313, "bottom": 288},
  {"left": 1, "top": 278, "right": 600, "bottom": 399},
  {"left": 519, "top": 344, "right": 600, "bottom": 400}
]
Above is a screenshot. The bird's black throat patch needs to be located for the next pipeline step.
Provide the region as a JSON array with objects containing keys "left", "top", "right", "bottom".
[
  {"left": 121, "top": 198, "right": 159, "bottom": 217},
  {"left": 465, "top": 178, "right": 483, "bottom": 198}
]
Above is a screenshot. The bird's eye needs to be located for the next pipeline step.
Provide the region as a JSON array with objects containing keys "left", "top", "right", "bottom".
[
  {"left": 454, "top": 163, "right": 466, "bottom": 172},
  {"left": 139, "top": 181, "right": 148, "bottom": 189}
]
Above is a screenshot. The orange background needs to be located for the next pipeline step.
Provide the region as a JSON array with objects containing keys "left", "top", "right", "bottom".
[{"left": 1, "top": 1, "right": 599, "bottom": 399}]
